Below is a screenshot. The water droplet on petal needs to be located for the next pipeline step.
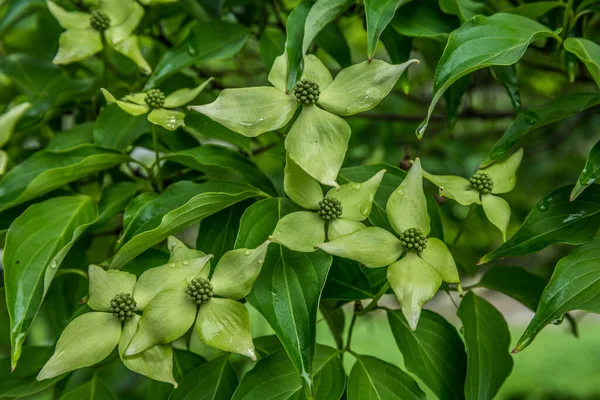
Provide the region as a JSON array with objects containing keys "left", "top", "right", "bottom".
[
  {"left": 360, "top": 203, "right": 371, "bottom": 216},
  {"left": 169, "top": 263, "right": 176, "bottom": 268},
  {"left": 244, "top": 249, "right": 252, "bottom": 256},
  {"left": 182, "top": 260, "right": 190, "bottom": 266},
  {"left": 396, "top": 188, "right": 405, "bottom": 196},
  {"left": 350, "top": 182, "right": 361, "bottom": 191}
]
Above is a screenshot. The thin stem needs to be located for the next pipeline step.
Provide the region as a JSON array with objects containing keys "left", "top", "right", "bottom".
[
  {"left": 452, "top": 204, "right": 477, "bottom": 247},
  {"left": 56, "top": 268, "right": 89, "bottom": 280},
  {"left": 324, "top": 221, "right": 330, "bottom": 242},
  {"left": 561, "top": 0, "right": 574, "bottom": 40},
  {"left": 344, "top": 302, "right": 360, "bottom": 351},
  {"left": 151, "top": 124, "right": 163, "bottom": 192},
  {"left": 358, "top": 282, "right": 390, "bottom": 316},
  {"left": 101, "top": 35, "right": 108, "bottom": 88}
]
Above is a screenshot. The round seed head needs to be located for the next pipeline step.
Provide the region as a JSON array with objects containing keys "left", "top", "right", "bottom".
[
  {"left": 292, "top": 79, "right": 320, "bottom": 105},
  {"left": 469, "top": 172, "right": 494, "bottom": 194},
  {"left": 399, "top": 228, "right": 428, "bottom": 253},
  {"left": 90, "top": 10, "right": 110, "bottom": 31},
  {"left": 108, "top": 293, "right": 136, "bottom": 321},
  {"left": 186, "top": 278, "right": 214, "bottom": 305},
  {"left": 317, "top": 197, "right": 343, "bottom": 221},
  {"left": 144, "top": 89, "right": 166, "bottom": 109}
]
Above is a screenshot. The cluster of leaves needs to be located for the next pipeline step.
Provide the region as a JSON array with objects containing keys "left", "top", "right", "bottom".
[{"left": 1, "top": 0, "right": 600, "bottom": 399}]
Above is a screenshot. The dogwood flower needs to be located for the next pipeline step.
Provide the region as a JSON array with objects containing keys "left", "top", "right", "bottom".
[
  {"left": 269, "top": 154, "right": 385, "bottom": 252},
  {"left": 315, "top": 159, "right": 460, "bottom": 330},
  {"left": 189, "top": 53, "right": 417, "bottom": 187},
  {"left": 100, "top": 78, "right": 212, "bottom": 131},
  {"left": 422, "top": 149, "right": 523, "bottom": 241},
  {"left": 37, "top": 265, "right": 177, "bottom": 386},
  {"left": 46, "top": 0, "right": 151, "bottom": 74},
  {"left": 123, "top": 237, "right": 270, "bottom": 360}
]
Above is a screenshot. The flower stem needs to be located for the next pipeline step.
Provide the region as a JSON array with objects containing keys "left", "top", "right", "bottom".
[
  {"left": 452, "top": 204, "right": 477, "bottom": 247},
  {"left": 358, "top": 282, "right": 390, "bottom": 316},
  {"left": 55, "top": 268, "right": 89, "bottom": 280},
  {"left": 180, "top": 0, "right": 210, "bottom": 22},
  {"left": 101, "top": 35, "right": 108, "bottom": 88},
  {"left": 151, "top": 124, "right": 163, "bottom": 192},
  {"left": 344, "top": 302, "right": 361, "bottom": 351}
]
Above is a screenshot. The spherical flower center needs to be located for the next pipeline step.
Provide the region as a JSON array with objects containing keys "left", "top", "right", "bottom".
[
  {"left": 90, "top": 10, "right": 110, "bottom": 31},
  {"left": 399, "top": 228, "right": 427, "bottom": 253},
  {"left": 187, "top": 278, "right": 214, "bottom": 304},
  {"left": 317, "top": 197, "right": 343, "bottom": 221},
  {"left": 144, "top": 89, "right": 165, "bottom": 109},
  {"left": 292, "top": 79, "right": 320, "bottom": 105},
  {"left": 469, "top": 172, "right": 494, "bottom": 194},
  {"left": 109, "top": 293, "right": 136, "bottom": 321}
]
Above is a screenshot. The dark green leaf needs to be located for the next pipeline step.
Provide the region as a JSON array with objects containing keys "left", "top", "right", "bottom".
[
  {"left": 387, "top": 309, "right": 467, "bottom": 400},
  {"left": 184, "top": 112, "right": 251, "bottom": 152},
  {"left": 285, "top": 1, "right": 312, "bottom": 90},
  {"left": 505, "top": 1, "right": 565, "bottom": 20},
  {"left": 477, "top": 266, "right": 546, "bottom": 310},
  {"left": 515, "top": 237, "right": 600, "bottom": 352},
  {"left": 170, "top": 356, "right": 238, "bottom": 400},
  {"left": 3, "top": 196, "right": 98, "bottom": 369},
  {"left": 232, "top": 346, "right": 345, "bottom": 400},
  {"left": 480, "top": 185, "right": 600, "bottom": 264},
  {"left": 457, "top": 292, "right": 513, "bottom": 400},
  {"left": 0, "top": 346, "right": 63, "bottom": 397},
  {"left": 259, "top": 27, "right": 285, "bottom": 72},
  {"left": 380, "top": 27, "right": 412, "bottom": 64},
  {"left": 364, "top": 0, "right": 407, "bottom": 59},
  {"left": 196, "top": 202, "right": 247, "bottom": 263},
  {"left": 303, "top": 0, "right": 353, "bottom": 54},
  {"left": 253, "top": 335, "right": 284, "bottom": 358},
  {"left": 444, "top": 75, "right": 470, "bottom": 131},
  {"left": 111, "top": 181, "right": 265, "bottom": 269},
  {"left": 93, "top": 105, "right": 151, "bottom": 151},
  {"left": 347, "top": 354, "right": 426, "bottom": 400},
  {"left": 93, "top": 182, "right": 138, "bottom": 229},
  {"left": 483, "top": 93, "right": 600, "bottom": 166},
  {"left": 145, "top": 21, "right": 249, "bottom": 88},
  {"left": 163, "top": 145, "right": 277, "bottom": 195},
  {"left": 0, "top": 145, "right": 128, "bottom": 212},
  {"left": 59, "top": 376, "right": 116, "bottom": 400},
  {"left": 235, "top": 198, "right": 333, "bottom": 395},
  {"left": 392, "top": 0, "right": 459, "bottom": 40},
  {"left": 319, "top": 299, "right": 345, "bottom": 350},
  {"left": 0, "top": 0, "right": 45, "bottom": 37},
  {"left": 323, "top": 257, "right": 373, "bottom": 300},
  {"left": 489, "top": 65, "right": 521, "bottom": 111},
  {"left": 47, "top": 123, "right": 94, "bottom": 151},
  {"left": 418, "top": 13, "right": 558, "bottom": 138},
  {"left": 571, "top": 139, "right": 600, "bottom": 200},
  {"left": 564, "top": 37, "right": 600, "bottom": 87},
  {"left": 438, "top": 0, "right": 491, "bottom": 22},
  {"left": 316, "top": 22, "right": 352, "bottom": 68}
]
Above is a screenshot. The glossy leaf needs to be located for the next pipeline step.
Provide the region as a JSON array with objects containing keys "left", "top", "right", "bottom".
[
  {"left": 0, "top": 346, "right": 60, "bottom": 398},
  {"left": 388, "top": 309, "right": 467, "bottom": 400},
  {"left": 565, "top": 38, "right": 600, "bottom": 88},
  {"left": 483, "top": 93, "right": 600, "bottom": 166},
  {"left": 260, "top": 27, "right": 285, "bottom": 72},
  {"left": 196, "top": 203, "right": 246, "bottom": 263},
  {"left": 571, "top": 140, "right": 600, "bottom": 200},
  {"left": 284, "top": 1, "right": 312, "bottom": 90},
  {"left": 391, "top": 0, "right": 458, "bottom": 40},
  {"left": 3, "top": 196, "right": 97, "bottom": 369},
  {"left": 515, "top": 237, "right": 600, "bottom": 352},
  {"left": 347, "top": 354, "right": 426, "bottom": 400},
  {"left": 0, "top": 145, "right": 128, "bottom": 212},
  {"left": 322, "top": 257, "right": 374, "bottom": 300},
  {"left": 0, "top": 0, "right": 45, "bottom": 37},
  {"left": 364, "top": 0, "right": 408, "bottom": 59},
  {"left": 236, "top": 198, "right": 332, "bottom": 395},
  {"left": 439, "top": 0, "right": 491, "bottom": 22},
  {"left": 303, "top": 0, "right": 353, "bottom": 54},
  {"left": 169, "top": 356, "right": 238, "bottom": 400},
  {"left": 480, "top": 185, "right": 600, "bottom": 264},
  {"left": 478, "top": 266, "right": 546, "bottom": 311},
  {"left": 111, "top": 181, "right": 265, "bottom": 269},
  {"left": 94, "top": 182, "right": 138, "bottom": 229},
  {"left": 457, "top": 292, "right": 514, "bottom": 400},
  {"left": 505, "top": 1, "right": 565, "bottom": 19},
  {"left": 93, "top": 104, "right": 151, "bottom": 151},
  {"left": 418, "top": 13, "right": 558, "bottom": 138},
  {"left": 59, "top": 375, "right": 117, "bottom": 400},
  {"left": 490, "top": 64, "right": 521, "bottom": 110}
]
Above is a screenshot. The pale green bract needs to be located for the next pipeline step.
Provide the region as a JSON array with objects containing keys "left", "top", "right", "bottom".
[
  {"left": 423, "top": 149, "right": 523, "bottom": 241},
  {"left": 316, "top": 159, "right": 460, "bottom": 330},
  {"left": 0, "top": 102, "right": 31, "bottom": 149},
  {"left": 46, "top": 0, "right": 151, "bottom": 74},
  {"left": 270, "top": 155, "right": 385, "bottom": 252},
  {"left": 189, "top": 53, "right": 417, "bottom": 187},
  {"left": 124, "top": 237, "right": 270, "bottom": 360},
  {"left": 100, "top": 78, "right": 212, "bottom": 131}
]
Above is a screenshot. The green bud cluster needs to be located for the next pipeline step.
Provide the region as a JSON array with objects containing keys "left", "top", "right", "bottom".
[
  {"left": 469, "top": 172, "right": 494, "bottom": 194},
  {"left": 187, "top": 278, "right": 214, "bottom": 304},
  {"left": 292, "top": 79, "right": 320, "bottom": 105},
  {"left": 109, "top": 293, "right": 136, "bottom": 321},
  {"left": 144, "top": 89, "right": 165, "bottom": 109},
  {"left": 317, "top": 197, "right": 342, "bottom": 221},
  {"left": 400, "top": 228, "right": 427, "bottom": 253},
  {"left": 89, "top": 10, "right": 110, "bottom": 31}
]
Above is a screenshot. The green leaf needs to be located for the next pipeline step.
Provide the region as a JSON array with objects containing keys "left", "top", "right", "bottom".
[
  {"left": 3, "top": 196, "right": 98, "bottom": 368},
  {"left": 303, "top": 0, "right": 353, "bottom": 54},
  {"left": 489, "top": 65, "right": 522, "bottom": 111},
  {"left": 232, "top": 345, "right": 345, "bottom": 400},
  {"left": 515, "top": 237, "right": 600, "bottom": 352},
  {"left": 163, "top": 145, "right": 276, "bottom": 195},
  {"left": 170, "top": 356, "right": 238, "bottom": 400},
  {"left": 319, "top": 299, "right": 345, "bottom": 349},
  {"left": 0, "top": 346, "right": 62, "bottom": 398},
  {"left": 145, "top": 21, "right": 249, "bottom": 88},
  {"left": 111, "top": 181, "right": 265, "bottom": 269},
  {"left": 391, "top": 0, "right": 459, "bottom": 40},
  {"left": 364, "top": 0, "right": 407, "bottom": 59},
  {"left": 322, "top": 257, "right": 374, "bottom": 300},
  {"left": 483, "top": 93, "right": 600, "bottom": 166},
  {"left": 316, "top": 23, "right": 352, "bottom": 67},
  {"left": 0, "top": 0, "right": 45, "bottom": 37},
  {"left": 477, "top": 266, "right": 546, "bottom": 311},
  {"left": 438, "top": 0, "right": 491, "bottom": 22},
  {"left": 504, "top": 1, "right": 565, "bottom": 20},
  {"left": 0, "top": 102, "right": 31, "bottom": 148},
  {"left": 94, "top": 182, "right": 138, "bottom": 229},
  {"left": 387, "top": 309, "right": 467, "bottom": 400},
  {"left": 571, "top": 139, "right": 600, "bottom": 200},
  {"left": 196, "top": 203, "right": 246, "bottom": 263},
  {"left": 260, "top": 27, "right": 285, "bottom": 72},
  {"left": 565, "top": 37, "right": 600, "bottom": 88},
  {"left": 47, "top": 122, "right": 94, "bottom": 151},
  {"left": 0, "top": 145, "right": 128, "bottom": 212},
  {"left": 59, "top": 375, "right": 117, "bottom": 400},
  {"left": 417, "top": 13, "right": 558, "bottom": 138},
  {"left": 347, "top": 354, "right": 426, "bottom": 399},
  {"left": 235, "top": 198, "right": 332, "bottom": 396},
  {"left": 480, "top": 185, "right": 600, "bottom": 264},
  {"left": 284, "top": 1, "right": 312, "bottom": 90},
  {"left": 457, "top": 292, "right": 514, "bottom": 400}
]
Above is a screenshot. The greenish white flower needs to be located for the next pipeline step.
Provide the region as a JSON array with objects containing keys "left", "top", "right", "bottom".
[
  {"left": 37, "top": 265, "right": 177, "bottom": 386},
  {"left": 124, "top": 236, "right": 270, "bottom": 360},
  {"left": 422, "top": 149, "right": 524, "bottom": 241},
  {"left": 46, "top": 0, "right": 151, "bottom": 74},
  {"left": 189, "top": 54, "right": 417, "bottom": 187},
  {"left": 316, "top": 159, "right": 460, "bottom": 330},
  {"left": 100, "top": 78, "right": 212, "bottom": 131},
  {"left": 269, "top": 155, "right": 385, "bottom": 252},
  {"left": 0, "top": 102, "right": 31, "bottom": 175}
]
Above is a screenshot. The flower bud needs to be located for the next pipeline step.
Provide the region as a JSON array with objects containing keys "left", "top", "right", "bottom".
[
  {"left": 109, "top": 293, "right": 137, "bottom": 321},
  {"left": 144, "top": 89, "right": 166, "bottom": 109},
  {"left": 89, "top": 10, "right": 110, "bottom": 31},
  {"left": 317, "top": 197, "right": 342, "bottom": 221},
  {"left": 186, "top": 278, "right": 214, "bottom": 304},
  {"left": 469, "top": 172, "right": 494, "bottom": 194},
  {"left": 399, "top": 228, "right": 427, "bottom": 253},
  {"left": 292, "top": 78, "right": 320, "bottom": 105}
]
